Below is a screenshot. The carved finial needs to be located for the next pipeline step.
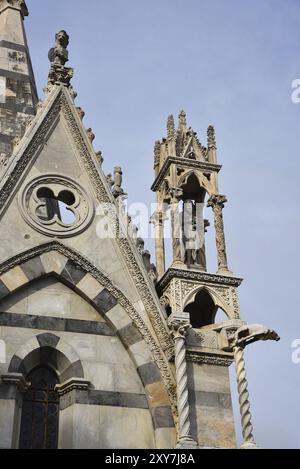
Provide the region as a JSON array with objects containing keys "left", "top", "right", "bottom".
[
  {"left": 76, "top": 107, "right": 85, "bottom": 120},
  {"left": 179, "top": 110, "right": 187, "bottom": 130},
  {"left": 47, "top": 30, "right": 74, "bottom": 88},
  {"left": 154, "top": 140, "right": 161, "bottom": 169},
  {"left": 207, "top": 125, "right": 216, "bottom": 149},
  {"left": 95, "top": 151, "right": 104, "bottom": 166},
  {"left": 0, "top": 0, "right": 28, "bottom": 18},
  {"left": 167, "top": 114, "right": 175, "bottom": 139},
  {"left": 86, "top": 128, "right": 95, "bottom": 143}
]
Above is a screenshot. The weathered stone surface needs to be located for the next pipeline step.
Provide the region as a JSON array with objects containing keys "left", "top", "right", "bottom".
[
  {"left": 0, "top": 1, "right": 37, "bottom": 161},
  {"left": 92, "top": 288, "right": 118, "bottom": 314},
  {"left": 138, "top": 362, "right": 162, "bottom": 387}
]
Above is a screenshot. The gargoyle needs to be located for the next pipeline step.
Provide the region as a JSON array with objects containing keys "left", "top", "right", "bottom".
[{"left": 233, "top": 324, "right": 280, "bottom": 348}]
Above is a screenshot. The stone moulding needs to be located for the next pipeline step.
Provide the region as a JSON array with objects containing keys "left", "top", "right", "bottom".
[
  {"left": 151, "top": 156, "right": 222, "bottom": 192},
  {"left": 186, "top": 350, "right": 233, "bottom": 367},
  {"left": 157, "top": 268, "right": 243, "bottom": 293},
  {"left": 1, "top": 372, "right": 30, "bottom": 392},
  {"left": 55, "top": 378, "right": 91, "bottom": 396}
]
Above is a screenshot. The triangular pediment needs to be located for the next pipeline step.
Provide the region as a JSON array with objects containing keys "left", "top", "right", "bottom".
[
  {"left": 181, "top": 134, "right": 206, "bottom": 161},
  {"left": 0, "top": 84, "right": 172, "bottom": 360}
]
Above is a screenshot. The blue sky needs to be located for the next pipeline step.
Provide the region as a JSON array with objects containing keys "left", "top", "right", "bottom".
[{"left": 27, "top": 0, "right": 300, "bottom": 448}]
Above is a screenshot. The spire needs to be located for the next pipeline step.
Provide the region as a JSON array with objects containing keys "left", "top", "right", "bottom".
[
  {"left": 207, "top": 125, "right": 217, "bottom": 164},
  {"left": 178, "top": 110, "right": 187, "bottom": 131},
  {"left": 0, "top": 0, "right": 38, "bottom": 164},
  {"left": 167, "top": 114, "right": 175, "bottom": 139}
]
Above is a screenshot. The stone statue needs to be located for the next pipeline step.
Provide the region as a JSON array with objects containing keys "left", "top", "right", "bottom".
[
  {"left": 48, "top": 30, "right": 69, "bottom": 67},
  {"left": 47, "top": 30, "right": 73, "bottom": 87},
  {"left": 112, "top": 166, "right": 126, "bottom": 197},
  {"left": 182, "top": 200, "right": 206, "bottom": 269}
]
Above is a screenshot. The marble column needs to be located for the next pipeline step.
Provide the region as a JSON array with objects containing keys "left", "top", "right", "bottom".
[
  {"left": 170, "top": 188, "right": 183, "bottom": 266},
  {"left": 150, "top": 210, "right": 166, "bottom": 278},
  {"left": 168, "top": 313, "right": 198, "bottom": 449},
  {"left": 233, "top": 344, "right": 257, "bottom": 449},
  {"left": 207, "top": 194, "right": 231, "bottom": 274}
]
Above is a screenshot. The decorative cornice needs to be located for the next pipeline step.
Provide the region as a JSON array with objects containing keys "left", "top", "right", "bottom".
[
  {"left": 1, "top": 372, "right": 30, "bottom": 392},
  {"left": 157, "top": 268, "right": 243, "bottom": 293},
  {"left": 186, "top": 351, "right": 233, "bottom": 367},
  {"left": 151, "top": 156, "right": 222, "bottom": 192},
  {"left": 55, "top": 378, "right": 90, "bottom": 396}
]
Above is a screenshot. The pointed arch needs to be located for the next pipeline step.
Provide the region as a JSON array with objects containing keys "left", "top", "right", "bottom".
[
  {"left": 183, "top": 285, "right": 234, "bottom": 323},
  {"left": 0, "top": 241, "right": 176, "bottom": 436},
  {"left": 178, "top": 169, "right": 214, "bottom": 196}
]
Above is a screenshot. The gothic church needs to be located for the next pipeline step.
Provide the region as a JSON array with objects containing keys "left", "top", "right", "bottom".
[{"left": 0, "top": 0, "right": 279, "bottom": 449}]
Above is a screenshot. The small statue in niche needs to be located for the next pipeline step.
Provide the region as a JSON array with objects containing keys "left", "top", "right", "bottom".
[
  {"left": 48, "top": 30, "right": 70, "bottom": 67},
  {"left": 181, "top": 199, "right": 207, "bottom": 270}
]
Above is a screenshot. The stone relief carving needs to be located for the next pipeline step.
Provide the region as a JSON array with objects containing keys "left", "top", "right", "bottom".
[{"left": 186, "top": 352, "right": 233, "bottom": 367}]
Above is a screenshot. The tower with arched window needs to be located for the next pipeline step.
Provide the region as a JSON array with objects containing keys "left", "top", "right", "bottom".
[{"left": 152, "top": 112, "right": 245, "bottom": 446}]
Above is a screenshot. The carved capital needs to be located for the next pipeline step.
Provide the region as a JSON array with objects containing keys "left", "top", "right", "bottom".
[
  {"left": 169, "top": 187, "right": 183, "bottom": 203},
  {"left": 0, "top": 0, "right": 28, "bottom": 17},
  {"left": 150, "top": 210, "right": 168, "bottom": 226},
  {"left": 168, "top": 313, "right": 191, "bottom": 340},
  {"left": 207, "top": 194, "right": 227, "bottom": 210}
]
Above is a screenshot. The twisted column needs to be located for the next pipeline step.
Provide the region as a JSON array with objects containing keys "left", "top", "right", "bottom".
[
  {"left": 207, "top": 195, "right": 231, "bottom": 274},
  {"left": 233, "top": 345, "right": 257, "bottom": 449},
  {"left": 229, "top": 323, "right": 279, "bottom": 449},
  {"left": 169, "top": 315, "right": 198, "bottom": 449}
]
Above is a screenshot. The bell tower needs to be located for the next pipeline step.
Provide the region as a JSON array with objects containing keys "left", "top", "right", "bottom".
[
  {"left": 151, "top": 111, "right": 244, "bottom": 447},
  {"left": 0, "top": 0, "right": 38, "bottom": 165}
]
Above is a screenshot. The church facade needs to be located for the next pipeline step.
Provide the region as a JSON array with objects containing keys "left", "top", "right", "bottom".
[{"left": 0, "top": 1, "right": 279, "bottom": 449}]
